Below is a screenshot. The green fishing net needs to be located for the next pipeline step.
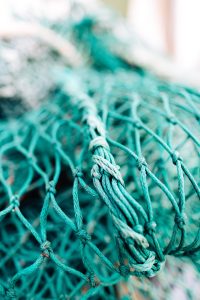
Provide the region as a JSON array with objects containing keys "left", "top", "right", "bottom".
[{"left": 0, "top": 4, "right": 200, "bottom": 300}]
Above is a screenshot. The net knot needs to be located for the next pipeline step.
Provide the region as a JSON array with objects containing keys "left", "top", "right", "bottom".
[
  {"left": 27, "top": 154, "right": 36, "bottom": 165},
  {"left": 175, "top": 213, "right": 186, "bottom": 229},
  {"left": 87, "top": 272, "right": 96, "bottom": 287},
  {"left": 134, "top": 224, "right": 144, "bottom": 234},
  {"left": 145, "top": 221, "right": 157, "bottom": 234},
  {"left": 46, "top": 181, "right": 56, "bottom": 195},
  {"left": 41, "top": 241, "right": 52, "bottom": 257},
  {"left": 53, "top": 141, "right": 61, "bottom": 151},
  {"left": 74, "top": 167, "right": 83, "bottom": 178},
  {"left": 134, "top": 120, "right": 142, "bottom": 129},
  {"left": 76, "top": 229, "right": 91, "bottom": 244},
  {"left": 119, "top": 265, "right": 130, "bottom": 277},
  {"left": 137, "top": 156, "right": 147, "bottom": 170},
  {"left": 11, "top": 195, "right": 20, "bottom": 209},
  {"left": 91, "top": 164, "right": 101, "bottom": 180},
  {"left": 166, "top": 114, "right": 177, "bottom": 125},
  {"left": 171, "top": 151, "right": 182, "bottom": 165}
]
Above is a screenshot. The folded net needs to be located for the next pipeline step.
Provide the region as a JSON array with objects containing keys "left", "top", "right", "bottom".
[{"left": 0, "top": 12, "right": 199, "bottom": 300}]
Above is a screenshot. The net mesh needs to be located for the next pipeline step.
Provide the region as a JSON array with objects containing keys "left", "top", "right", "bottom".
[{"left": 0, "top": 5, "right": 200, "bottom": 300}]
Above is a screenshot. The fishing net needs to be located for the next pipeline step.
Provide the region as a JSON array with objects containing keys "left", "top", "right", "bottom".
[{"left": 0, "top": 2, "right": 200, "bottom": 299}]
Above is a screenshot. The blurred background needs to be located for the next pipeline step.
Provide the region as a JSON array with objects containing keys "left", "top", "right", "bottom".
[
  {"left": 1, "top": 0, "right": 200, "bottom": 86},
  {"left": 105, "top": 0, "right": 200, "bottom": 87},
  {"left": 105, "top": 0, "right": 200, "bottom": 69}
]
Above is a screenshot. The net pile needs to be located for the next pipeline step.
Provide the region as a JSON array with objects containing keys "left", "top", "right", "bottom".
[{"left": 0, "top": 8, "right": 200, "bottom": 300}]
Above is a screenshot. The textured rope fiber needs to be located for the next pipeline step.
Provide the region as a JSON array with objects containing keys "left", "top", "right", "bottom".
[{"left": 0, "top": 14, "right": 200, "bottom": 300}]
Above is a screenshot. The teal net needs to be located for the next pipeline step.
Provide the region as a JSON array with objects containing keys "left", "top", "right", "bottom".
[{"left": 0, "top": 7, "right": 200, "bottom": 300}]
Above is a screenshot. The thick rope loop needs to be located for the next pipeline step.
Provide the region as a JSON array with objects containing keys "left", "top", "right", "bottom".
[{"left": 89, "top": 136, "right": 110, "bottom": 152}]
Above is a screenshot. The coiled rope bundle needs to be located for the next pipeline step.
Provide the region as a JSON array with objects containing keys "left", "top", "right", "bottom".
[{"left": 0, "top": 14, "right": 199, "bottom": 300}]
